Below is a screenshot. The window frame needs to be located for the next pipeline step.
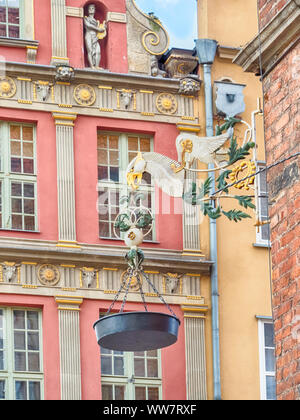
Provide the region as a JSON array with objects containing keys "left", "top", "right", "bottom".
[
  {"left": 100, "top": 347, "right": 162, "bottom": 400},
  {"left": 258, "top": 318, "right": 276, "bottom": 400},
  {"left": 0, "top": 307, "right": 44, "bottom": 400},
  {"left": 0, "top": 121, "right": 38, "bottom": 232},
  {"left": 255, "top": 161, "right": 270, "bottom": 245},
  {"left": 97, "top": 131, "right": 156, "bottom": 241},
  {"left": 0, "top": 0, "right": 24, "bottom": 39}
]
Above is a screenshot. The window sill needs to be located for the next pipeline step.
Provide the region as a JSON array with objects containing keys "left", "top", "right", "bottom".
[
  {"left": 0, "top": 37, "right": 39, "bottom": 49},
  {"left": 0, "top": 228, "right": 40, "bottom": 233},
  {"left": 252, "top": 242, "right": 270, "bottom": 249}
]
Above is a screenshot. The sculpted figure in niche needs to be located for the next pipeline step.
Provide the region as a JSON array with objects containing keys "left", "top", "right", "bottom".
[{"left": 84, "top": 3, "right": 107, "bottom": 69}]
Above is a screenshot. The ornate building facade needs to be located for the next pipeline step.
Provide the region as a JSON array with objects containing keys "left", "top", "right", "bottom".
[{"left": 0, "top": 0, "right": 272, "bottom": 400}]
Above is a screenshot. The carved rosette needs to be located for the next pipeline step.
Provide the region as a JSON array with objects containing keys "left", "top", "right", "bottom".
[
  {"left": 0, "top": 76, "right": 16, "bottom": 98},
  {"left": 156, "top": 93, "right": 177, "bottom": 115},
  {"left": 74, "top": 84, "right": 96, "bottom": 106},
  {"left": 38, "top": 264, "right": 60, "bottom": 286},
  {"left": 120, "top": 270, "right": 143, "bottom": 292}
]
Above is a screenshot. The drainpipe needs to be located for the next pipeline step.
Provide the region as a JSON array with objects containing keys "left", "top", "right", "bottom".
[{"left": 194, "top": 39, "right": 221, "bottom": 400}]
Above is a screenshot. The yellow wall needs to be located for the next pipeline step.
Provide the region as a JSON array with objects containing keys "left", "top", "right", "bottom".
[{"left": 197, "top": 0, "right": 272, "bottom": 400}]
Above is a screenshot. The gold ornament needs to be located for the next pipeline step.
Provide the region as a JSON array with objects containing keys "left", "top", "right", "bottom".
[
  {"left": 156, "top": 93, "right": 177, "bottom": 114},
  {"left": 74, "top": 84, "right": 96, "bottom": 106},
  {"left": 120, "top": 270, "right": 143, "bottom": 292},
  {"left": 0, "top": 77, "right": 16, "bottom": 98},
  {"left": 38, "top": 264, "right": 60, "bottom": 286},
  {"left": 228, "top": 160, "right": 256, "bottom": 190}
]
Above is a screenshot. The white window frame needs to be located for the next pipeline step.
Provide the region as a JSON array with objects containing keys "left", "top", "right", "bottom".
[
  {"left": 255, "top": 162, "right": 270, "bottom": 245},
  {"left": 100, "top": 348, "right": 162, "bottom": 400},
  {"left": 97, "top": 131, "right": 155, "bottom": 241},
  {"left": 0, "top": 307, "right": 44, "bottom": 400},
  {"left": 0, "top": 121, "right": 38, "bottom": 232},
  {"left": 258, "top": 317, "right": 276, "bottom": 400},
  {"left": 0, "top": 0, "right": 25, "bottom": 39}
]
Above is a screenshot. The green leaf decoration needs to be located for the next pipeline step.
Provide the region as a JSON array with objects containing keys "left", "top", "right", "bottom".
[
  {"left": 215, "top": 116, "right": 241, "bottom": 135},
  {"left": 234, "top": 195, "right": 256, "bottom": 209},
  {"left": 222, "top": 209, "right": 251, "bottom": 222},
  {"left": 136, "top": 211, "right": 153, "bottom": 229},
  {"left": 227, "top": 137, "right": 255, "bottom": 165},
  {"left": 216, "top": 170, "right": 232, "bottom": 193},
  {"left": 114, "top": 213, "right": 131, "bottom": 232},
  {"left": 203, "top": 203, "right": 221, "bottom": 219}
]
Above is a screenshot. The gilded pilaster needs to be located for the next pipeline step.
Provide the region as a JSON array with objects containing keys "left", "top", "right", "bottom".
[
  {"left": 181, "top": 303, "right": 208, "bottom": 399},
  {"left": 55, "top": 295, "right": 83, "bottom": 400},
  {"left": 52, "top": 111, "right": 78, "bottom": 245},
  {"left": 51, "top": 0, "right": 69, "bottom": 65}
]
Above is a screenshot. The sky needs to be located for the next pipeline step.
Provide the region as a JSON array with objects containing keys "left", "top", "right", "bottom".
[{"left": 134, "top": 0, "right": 198, "bottom": 50}]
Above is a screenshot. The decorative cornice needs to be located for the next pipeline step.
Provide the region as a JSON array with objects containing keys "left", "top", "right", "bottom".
[
  {"left": 217, "top": 45, "right": 241, "bottom": 60},
  {"left": 233, "top": 0, "right": 300, "bottom": 74}
]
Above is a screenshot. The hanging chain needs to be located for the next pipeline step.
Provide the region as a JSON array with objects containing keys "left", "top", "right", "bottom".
[
  {"left": 120, "top": 270, "right": 133, "bottom": 313},
  {"left": 141, "top": 270, "right": 177, "bottom": 318},
  {"left": 105, "top": 269, "right": 131, "bottom": 315},
  {"left": 136, "top": 271, "right": 148, "bottom": 312}
]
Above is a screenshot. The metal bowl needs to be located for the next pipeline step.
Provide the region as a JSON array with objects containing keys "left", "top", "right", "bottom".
[{"left": 93, "top": 311, "right": 180, "bottom": 351}]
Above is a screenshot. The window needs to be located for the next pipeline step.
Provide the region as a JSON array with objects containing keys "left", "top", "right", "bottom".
[
  {"left": 256, "top": 163, "right": 269, "bottom": 244},
  {"left": 97, "top": 132, "right": 154, "bottom": 240},
  {"left": 0, "top": 0, "right": 23, "bottom": 39},
  {"left": 0, "top": 307, "right": 43, "bottom": 400},
  {"left": 101, "top": 348, "right": 162, "bottom": 400},
  {"left": 258, "top": 319, "right": 276, "bottom": 400},
  {"left": 0, "top": 122, "right": 37, "bottom": 231}
]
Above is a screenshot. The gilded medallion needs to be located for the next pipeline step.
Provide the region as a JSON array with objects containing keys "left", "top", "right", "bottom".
[
  {"left": 74, "top": 84, "right": 96, "bottom": 106},
  {"left": 38, "top": 264, "right": 60, "bottom": 286},
  {"left": 0, "top": 76, "right": 16, "bottom": 98},
  {"left": 156, "top": 93, "right": 177, "bottom": 115},
  {"left": 120, "top": 270, "right": 143, "bottom": 292}
]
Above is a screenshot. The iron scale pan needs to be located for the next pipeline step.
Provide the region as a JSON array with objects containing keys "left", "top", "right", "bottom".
[{"left": 93, "top": 311, "right": 180, "bottom": 351}]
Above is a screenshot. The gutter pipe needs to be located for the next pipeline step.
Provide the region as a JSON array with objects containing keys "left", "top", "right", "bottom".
[{"left": 194, "top": 39, "right": 221, "bottom": 400}]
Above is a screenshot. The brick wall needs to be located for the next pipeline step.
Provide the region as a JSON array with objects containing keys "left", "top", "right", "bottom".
[
  {"left": 262, "top": 38, "right": 300, "bottom": 399},
  {"left": 258, "top": 0, "right": 290, "bottom": 29}
]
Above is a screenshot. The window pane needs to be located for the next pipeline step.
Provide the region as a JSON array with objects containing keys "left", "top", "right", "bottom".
[
  {"left": 147, "top": 350, "right": 157, "bottom": 357},
  {"left": 22, "top": 126, "right": 33, "bottom": 141},
  {"left": 12, "top": 198, "right": 22, "bottom": 213},
  {"left": 101, "top": 355, "right": 112, "bottom": 375},
  {"left": 102, "top": 384, "right": 113, "bottom": 400},
  {"left": 266, "top": 375, "right": 276, "bottom": 400},
  {"left": 24, "top": 183, "right": 34, "bottom": 198},
  {"left": 24, "top": 199, "right": 34, "bottom": 214},
  {"left": 10, "top": 125, "right": 21, "bottom": 139},
  {"left": 12, "top": 214, "right": 22, "bottom": 229},
  {"left": 0, "top": 24, "right": 6, "bottom": 36},
  {"left": 264, "top": 323, "right": 274, "bottom": 347},
  {"left": 98, "top": 166, "right": 108, "bottom": 180},
  {"left": 115, "top": 385, "right": 125, "bottom": 400},
  {"left": 7, "top": 7, "right": 19, "bottom": 24},
  {"left": 98, "top": 149, "right": 108, "bottom": 165},
  {"left": 0, "top": 351, "right": 3, "bottom": 370},
  {"left": 109, "top": 151, "right": 119, "bottom": 165},
  {"left": 128, "top": 137, "right": 138, "bottom": 151},
  {"left": 27, "top": 311, "right": 38, "bottom": 330},
  {"left": 23, "top": 159, "right": 34, "bottom": 174},
  {"left": 14, "top": 310, "right": 25, "bottom": 329},
  {"left": 27, "top": 332, "right": 39, "bottom": 350},
  {"left": 99, "top": 222, "right": 109, "bottom": 237},
  {"left": 24, "top": 216, "right": 35, "bottom": 231},
  {"left": 140, "top": 138, "right": 150, "bottom": 152},
  {"left": 114, "top": 356, "right": 124, "bottom": 375},
  {"left": 265, "top": 348, "right": 275, "bottom": 372},
  {"left": 147, "top": 358, "right": 158, "bottom": 377},
  {"left": 11, "top": 182, "right": 21, "bottom": 196},
  {"left": 0, "top": 380, "right": 5, "bottom": 399},
  {"left": 109, "top": 136, "right": 118, "bottom": 149},
  {"left": 0, "top": 8, "right": 6, "bottom": 23},
  {"left": 97, "top": 134, "right": 107, "bottom": 148},
  {"left": 109, "top": 166, "right": 119, "bottom": 182},
  {"left": 28, "top": 352, "right": 40, "bottom": 371},
  {"left": 23, "top": 142, "right": 33, "bottom": 157},
  {"left": 10, "top": 140, "right": 21, "bottom": 155},
  {"left": 14, "top": 331, "right": 25, "bottom": 350},
  {"left": 8, "top": 25, "right": 19, "bottom": 38},
  {"left": 135, "top": 386, "right": 146, "bottom": 400},
  {"left": 14, "top": 351, "right": 26, "bottom": 371},
  {"left": 148, "top": 387, "right": 159, "bottom": 400},
  {"left": 11, "top": 157, "right": 21, "bottom": 172},
  {"left": 29, "top": 381, "right": 41, "bottom": 400},
  {"left": 15, "top": 381, "right": 27, "bottom": 400},
  {"left": 134, "top": 357, "right": 145, "bottom": 377}
]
